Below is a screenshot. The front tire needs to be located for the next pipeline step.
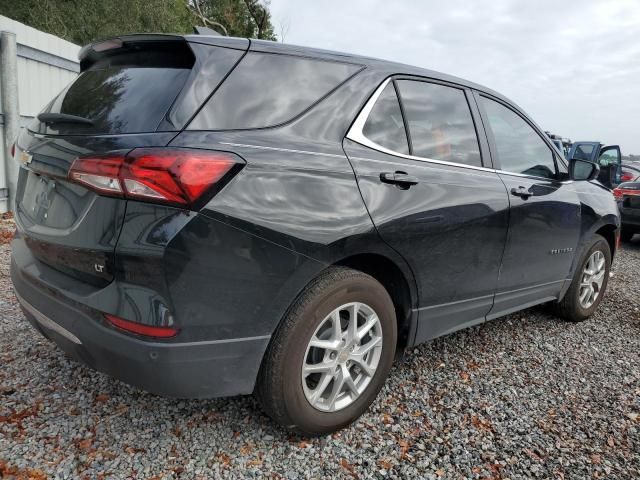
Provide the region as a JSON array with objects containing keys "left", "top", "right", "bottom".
[
  {"left": 256, "top": 266, "right": 397, "bottom": 435},
  {"left": 554, "top": 234, "right": 611, "bottom": 322}
]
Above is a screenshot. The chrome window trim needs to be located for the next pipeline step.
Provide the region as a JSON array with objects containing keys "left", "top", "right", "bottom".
[
  {"left": 346, "top": 77, "right": 495, "bottom": 174},
  {"left": 219, "top": 141, "right": 346, "bottom": 158},
  {"left": 347, "top": 77, "right": 576, "bottom": 183}
]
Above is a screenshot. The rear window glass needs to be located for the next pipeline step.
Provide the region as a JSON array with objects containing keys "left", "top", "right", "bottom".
[
  {"left": 189, "top": 52, "right": 361, "bottom": 130},
  {"left": 362, "top": 83, "right": 409, "bottom": 155},
  {"left": 396, "top": 80, "right": 482, "bottom": 167},
  {"left": 31, "top": 42, "right": 196, "bottom": 135}
]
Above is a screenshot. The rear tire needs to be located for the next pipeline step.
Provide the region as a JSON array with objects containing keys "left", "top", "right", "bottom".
[
  {"left": 554, "top": 235, "right": 611, "bottom": 322},
  {"left": 256, "top": 266, "right": 397, "bottom": 435}
]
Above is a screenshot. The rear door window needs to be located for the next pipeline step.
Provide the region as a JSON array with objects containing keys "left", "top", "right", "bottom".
[
  {"left": 395, "top": 80, "right": 482, "bottom": 167},
  {"left": 361, "top": 83, "right": 410, "bottom": 155},
  {"left": 189, "top": 52, "right": 362, "bottom": 130}
]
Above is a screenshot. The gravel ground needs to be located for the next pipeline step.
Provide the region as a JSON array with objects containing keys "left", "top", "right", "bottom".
[{"left": 1, "top": 216, "right": 639, "bottom": 479}]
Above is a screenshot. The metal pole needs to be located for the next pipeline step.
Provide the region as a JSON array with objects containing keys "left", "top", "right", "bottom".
[{"left": 0, "top": 30, "right": 19, "bottom": 213}]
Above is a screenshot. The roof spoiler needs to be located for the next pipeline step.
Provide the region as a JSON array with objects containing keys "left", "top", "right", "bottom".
[
  {"left": 193, "top": 26, "right": 222, "bottom": 36},
  {"left": 78, "top": 34, "right": 188, "bottom": 71}
]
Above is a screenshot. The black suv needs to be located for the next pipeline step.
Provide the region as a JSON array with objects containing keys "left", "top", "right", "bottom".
[{"left": 11, "top": 34, "right": 620, "bottom": 435}]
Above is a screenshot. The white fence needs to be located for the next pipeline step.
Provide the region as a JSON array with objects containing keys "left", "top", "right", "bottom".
[{"left": 0, "top": 15, "right": 80, "bottom": 212}]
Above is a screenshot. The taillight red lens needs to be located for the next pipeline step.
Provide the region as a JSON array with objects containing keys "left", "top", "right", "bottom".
[
  {"left": 105, "top": 314, "right": 179, "bottom": 338},
  {"left": 613, "top": 188, "right": 623, "bottom": 199},
  {"left": 10, "top": 143, "right": 15, "bottom": 158},
  {"left": 621, "top": 171, "right": 635, "bottom": 182},
  {"left": 614, "top": 187, "right": 640, "bottom": 199},
  {"left": 68, "top": 148, "right": 241, "bottom": 208}
]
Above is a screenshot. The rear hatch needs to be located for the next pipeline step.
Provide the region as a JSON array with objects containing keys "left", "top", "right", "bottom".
[{"left": 14, "top": 35, "right": 247, "bottom": 286}]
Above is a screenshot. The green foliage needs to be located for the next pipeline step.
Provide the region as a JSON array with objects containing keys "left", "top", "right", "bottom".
[
  {"left": 0, "top": 0, "right": 277, "bottom": 46},
  {"left": 189, "top": 0, "right": 277, "bottom": 40},
  {"left": 0, "top": 0, "right": 195, "bottom": 45}
]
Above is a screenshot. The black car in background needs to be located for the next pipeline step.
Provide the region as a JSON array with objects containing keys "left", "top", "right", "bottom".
[
  {"left": 568, "top": 141, "right": 623, "bottom": 188},
  {"left": 614, "top": 182, "right": 640, "bottom": 241},
  {"left": 11, "top": 34, "right": 620, "bottom": 434}
]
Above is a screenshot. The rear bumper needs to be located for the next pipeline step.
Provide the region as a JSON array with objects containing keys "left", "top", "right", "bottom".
[
  {"left": 11, "top": 260, "right": 270, "bottom": 399},
  {"left": 620, "top": 208, "right": 640, "bottom": 230}
]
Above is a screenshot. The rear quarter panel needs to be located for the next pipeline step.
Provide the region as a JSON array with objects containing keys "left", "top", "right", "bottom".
[{"left": 162, "top": 68, "right": 418, "bottom": 340}]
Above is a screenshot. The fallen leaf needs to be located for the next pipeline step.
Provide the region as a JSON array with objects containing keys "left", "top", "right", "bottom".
[
  {"left": 125, "top": 446, "right": 146, "bottom": 454},
  {"left": 95, "top": 394, "right": 110, "bottom": 403},
  {"left": 0, "top": 460, "right": 47, "bottom": 480},
  {"left": 607, "top": 437, "right": 615, "bottom": 447},
  {"left": 471, "top": 415, "right": 493, "bottom": 432},
  {"left": 459, "top": 371, "right": 470, "bottom": 382},
  {"left": 0, "top": 230, "right": 13, "bottom": 245},
  {"left": 78, "top": 439, "right": 93, "bottom": 450},
  {"left": 398, "top": 439, "right": 410, "bottom": 460},
  {"left": 298, "top": 440, "right": 311, "bottom": 449},
  {"left": 435, "top": 468, "right": 445, "bottom": 477},
  {"left": 240, "top": 444, "right": 253, "bottom": 455},
  {"left": 523, "top": 448, "right": 544, "bottom": 461},
  {"left": 378, "top": 458, "right": 392, "bottom": 470},
  {"left": 341, "top": 458, "right": 358, "bottom": 478},
  {"left": 217, "top": 452, "right": 231, "bottom": 467},
  {"left": 591, "top": 454, "right": 602, "bottom": 465},
  {"left": 0, "top": 403, "right": 41, "bottom": 429}
]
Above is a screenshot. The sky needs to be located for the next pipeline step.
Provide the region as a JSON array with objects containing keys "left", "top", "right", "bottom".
[{"left": 269, "top": 0, "right": 640, "bottom": 154}]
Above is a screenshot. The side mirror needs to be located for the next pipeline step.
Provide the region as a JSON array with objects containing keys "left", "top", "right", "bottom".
[{"left": 569, "top": 158, "right": 600, "bottom": 181}]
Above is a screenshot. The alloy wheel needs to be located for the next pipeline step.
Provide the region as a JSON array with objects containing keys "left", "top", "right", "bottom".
[
  {"left": 579, "top": 250, "right": 606, "bottom": 309},
  {"left": 301, "top": 302, "right": 383, "bottom": 412}
]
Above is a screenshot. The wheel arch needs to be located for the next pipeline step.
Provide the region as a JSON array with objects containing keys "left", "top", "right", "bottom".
[
  {"left": 595, "top": 223, "right": 618, "bottom": 259},
  {"left": 335, "top": 252, "right": 418, "bottom": 351}
]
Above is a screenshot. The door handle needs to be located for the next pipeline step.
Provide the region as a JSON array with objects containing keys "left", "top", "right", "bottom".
[
  {"left": 380, "top": 172, "right": 419, "bottom": 188},
  {"left": 510, "top": 186, "right": 533, "bottom": 199}
]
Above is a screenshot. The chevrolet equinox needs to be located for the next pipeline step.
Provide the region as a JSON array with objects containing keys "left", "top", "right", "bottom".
[{"left": 11, "top": 34, "right": 620, "bottom": 435}]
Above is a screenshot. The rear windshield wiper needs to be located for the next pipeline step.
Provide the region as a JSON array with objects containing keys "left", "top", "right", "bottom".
[{"left": 37, "top": 113, "right": 94, "bottom": 126}]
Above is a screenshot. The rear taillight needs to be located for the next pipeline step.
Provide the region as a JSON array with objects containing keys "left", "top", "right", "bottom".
[
  {"left": 621, "top": 171, "right": 635, "bottom": 182},
  {"left": 613, "top": 187, "right": 622, "bottom": 200},
  {"left": 105, "top": 314, "right": 179, "bottom": 338},
  {"left": 613, "top": 187, "right": 640, "bottom": 199},
  {"left": 69, "top": 148, "right": 242, "bottom": 208},
  {"left": 10, "top": 143, "right": 15, "bottom": 158}
]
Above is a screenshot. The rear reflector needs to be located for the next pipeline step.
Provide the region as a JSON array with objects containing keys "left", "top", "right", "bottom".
[
  {"left": 105, "top": 314, "right": 179, "bottom": 338},
  {"left": 69, "top": 148, "right": 242, "bottom": 208}
]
